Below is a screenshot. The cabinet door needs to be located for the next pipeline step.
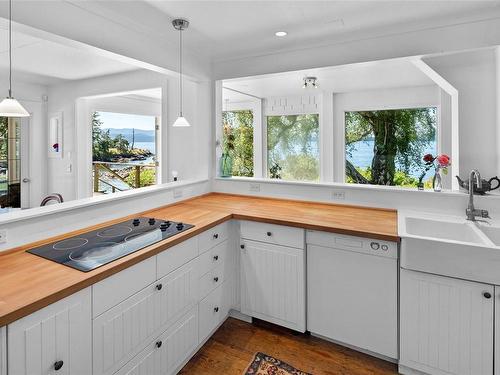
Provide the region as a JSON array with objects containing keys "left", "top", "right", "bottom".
[
  {"left": 240, "top": 240, "right": 305, "bottom": 332},
  {"left": 0, "top": 326, "right": 5, "bottom": 375},
  {"left": 115, "top": 307, "right": 198, "bottom": 375},
  {"left": 495, "top": 286, "right": 500, "bottom": 375},
  {"left": 400, "top": 270, "right": 493, "bottom": 375},
  {"left": 93, "top": 283, "right": 159, "bottom": 375},
  {"left": 8, "top": 288, "right": 92, "bottom": 375},
  {"left": 155, "top": 257, "right": 199, "bottom": 331}
]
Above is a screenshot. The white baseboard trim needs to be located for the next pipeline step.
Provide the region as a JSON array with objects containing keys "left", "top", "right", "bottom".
[
  {"left": 398, "top": 364, "right": 430, "bottom": 375},
  {"left": 229, "top": 309, "right": 252, "bottom": 323}
]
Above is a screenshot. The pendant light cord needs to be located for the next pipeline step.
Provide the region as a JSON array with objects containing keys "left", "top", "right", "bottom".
[
  {"left": 8, "top": 0, "right": 12, "bottom": 98},
  {"left": 179, "top": 26, "right": 183, "bottom": 117}
]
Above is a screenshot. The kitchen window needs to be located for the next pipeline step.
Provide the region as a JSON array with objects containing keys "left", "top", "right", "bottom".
[
  {"left": 267, "top": 114, "right": 320, "bottom": 181},
  {"left": 345, "top": 107, "right": 437, "bottom": 187},
  {"left": 222, "top": 109, "right": 254, "bottom": 177}
]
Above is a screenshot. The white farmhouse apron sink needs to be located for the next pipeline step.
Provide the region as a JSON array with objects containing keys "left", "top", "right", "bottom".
[{"left": 400, "top": 213, "right": 500, "bottom": 285}]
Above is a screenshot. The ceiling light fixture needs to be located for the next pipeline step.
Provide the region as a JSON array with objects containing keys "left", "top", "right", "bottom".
[
  {"left": 0, "top": 0, "right": 29, "bottom": 117},
  {"left": 172, "top": 18, "right": 190, "bottom": 127},
  {"left": 302, "top": 76, "right": 318, "bottom": 89},
  {"left": 275, "top": 31, "right": 287, "bottom": 37}
]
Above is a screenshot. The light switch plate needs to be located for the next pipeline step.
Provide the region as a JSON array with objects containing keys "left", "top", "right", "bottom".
[{"left": 0, "top": 230, "right": 7, "bottom": 244}]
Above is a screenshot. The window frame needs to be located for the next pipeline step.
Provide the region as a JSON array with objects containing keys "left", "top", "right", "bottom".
[{"left": 340, "top": 103, "right": 441, "bottom": 185}]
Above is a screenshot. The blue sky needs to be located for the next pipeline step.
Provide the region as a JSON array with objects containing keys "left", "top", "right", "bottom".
[{"left": 97, "top": 111, "right": 156, "bottom": 131}]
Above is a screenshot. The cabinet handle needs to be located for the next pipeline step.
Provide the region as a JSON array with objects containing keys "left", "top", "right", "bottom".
[
  {"left": 156, "top": 283, "right": 163, "bottom": 291},
  {"left": 213, "top": 276, "right": 219, "bottom": 282},
  {"left": 213, "top": 233, "right": 219, "bottom": 239},
  {"left": 54, "top": 361, "right": 64, "bottom": 371},
  {"left": 240, "top": 244, "right": 245, "bottom": 249},
  {"left": 155, "top": 340, "right": 162, "bottom": 348},
  {"left": 484, "top": 292, "right": 492, "bottom": 299},
  {"left": 213, "top": 255, "right": 219, "bottom": 261},
  {"left": 214, "top": 306, "right": 219, "bottom": 313},
  {"left": 266, "top": 231, "right": 272, "bottom": 237}
]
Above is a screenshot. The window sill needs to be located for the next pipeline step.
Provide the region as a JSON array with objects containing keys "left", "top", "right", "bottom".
[{"left": 214, "top": 176, "right": 495, "bottom": 198}]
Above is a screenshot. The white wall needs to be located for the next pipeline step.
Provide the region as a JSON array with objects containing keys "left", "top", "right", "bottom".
[{"left": 46, "top": 69, "right": 211, "bottom": 202}]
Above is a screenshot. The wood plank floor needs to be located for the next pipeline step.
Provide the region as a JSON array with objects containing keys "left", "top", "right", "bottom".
[{"left": 179, "top": 318, "right": 398, "bottom": 375}]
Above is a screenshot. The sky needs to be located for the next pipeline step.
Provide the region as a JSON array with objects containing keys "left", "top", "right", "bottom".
[{"left": 97, "top": 111, "right": 156, "bottom": 131}]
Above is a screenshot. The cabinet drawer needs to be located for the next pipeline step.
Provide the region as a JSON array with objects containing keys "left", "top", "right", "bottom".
[
  {"left": 199, "top": 239, "right": 230, "bottom": 276},
  {"left": 157, "top": 236, "right": 198, "bottom": 279},
  {"left": 199, "top": 221, "right": 230, "bottom": 254},
  {"left": 0, "top": 327, "right": 5, "bottom": 375},
  {"left": 240, "top": 221, "right": 305, "bottom": 249},
  {"left": 114, "top": 307, "right": 198, "bottom": 375},
  {"left": 199, "top": 282, "right": 231, "bottom": 343},
  {"left": 93, "top": 256, "right": 156, "bottom": 318},
  {"left": 199, "top": 262, "right": 226, "bottom": 300},
  {"left": 8, "top": 288, "right": 92, "bottom": 375}
]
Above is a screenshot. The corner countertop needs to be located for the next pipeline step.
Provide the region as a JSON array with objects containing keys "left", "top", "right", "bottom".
[{"left": 0, "top": 193, "right": 398, "bottom": 326}]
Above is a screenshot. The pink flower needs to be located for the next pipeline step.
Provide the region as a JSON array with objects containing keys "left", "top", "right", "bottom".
[{"left": 437, "top": 154, "right": 450, "bottom": 167}]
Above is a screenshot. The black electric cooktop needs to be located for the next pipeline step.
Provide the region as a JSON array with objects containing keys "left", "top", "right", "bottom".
[{"left": 27, "top": 217, "right": 194, "bottom": 272}]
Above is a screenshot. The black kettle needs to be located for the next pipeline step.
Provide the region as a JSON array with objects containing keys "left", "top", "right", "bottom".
[{"left": 456, "top": 175, "right": 500, "bottom": 195}]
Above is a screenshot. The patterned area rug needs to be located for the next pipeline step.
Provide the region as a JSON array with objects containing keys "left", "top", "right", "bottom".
[{"left": 244, "top": 352, "right": 312, "bottom": 375}]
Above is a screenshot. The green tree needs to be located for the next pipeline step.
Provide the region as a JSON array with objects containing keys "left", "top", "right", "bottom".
[
  {"left": 222, "top": 110, "right": 254, "bottom": 177},
  {"left": 267, "top": 114, "right": 319, "bottom": 181},
  {"left": 345, "top": 108, "right": 436, "bottom": 185}
]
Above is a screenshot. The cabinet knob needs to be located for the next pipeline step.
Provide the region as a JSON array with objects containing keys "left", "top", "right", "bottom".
[
  {"left": 266, "top": 231, "right": 272, "bottom": 237},
  {"left": 213, "top": 233, "right": 219, "bottom": 239},
  {"left": 156, "top": 283, "right": 163, "bottom": 291},
  {"left": 213, "top": 255, "right": 219, "bottom": 261},
  {"left": 484, "top": 292, "right": 492, "bottom": 299},
  {"left": 240, "top": 244, "right": 245, "bottom": 249},
  {"left": 214, "top": 306, "right": 219, "bottom": 313},
  {"left": 54, "top": 361, "right": 64, "bottom": 371},
  {"left": 213, "top": 276, "right": 219, "bottom": 282},
  {"left": 155, "top": 340, "right": 162, "bottom": 348}
]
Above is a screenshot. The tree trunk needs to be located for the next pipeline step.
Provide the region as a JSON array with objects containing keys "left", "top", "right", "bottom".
[
  {"left": 345, "top": 160, "right": 369, "bottom": 184},
  {"left": 370, "top": 113, "right": 397, "bottom": 185}
]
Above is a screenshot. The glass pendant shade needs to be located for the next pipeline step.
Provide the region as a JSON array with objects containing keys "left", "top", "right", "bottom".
[
  {"left": 0, "top": 97, "right": 29, "bottom": 117},
  {"left": 172, "top": 116, "right": 190, "bottom": 127}
]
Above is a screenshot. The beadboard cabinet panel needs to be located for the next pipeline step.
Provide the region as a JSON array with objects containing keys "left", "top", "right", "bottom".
[
  {"left": 0, "top": 326, "right": 5, "bottom": 375},
  {"left": 156, "top": 258, "right": 200, "bottom": 331},
  {"left": 240, "top": 239, "right": 305, "bottom": 332},
  {"left": 115, "top": 308, "right": 198, "bottom": 375},
  {"left": 8, "top": 288, "right": 92, "bottom": 375},
  {"left": 400, "top": 270, "right": 493, "bottom": 375}
]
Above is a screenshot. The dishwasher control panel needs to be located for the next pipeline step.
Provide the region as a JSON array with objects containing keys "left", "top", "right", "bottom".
[{"left": 306, "top": 230, "right": 398, "bottom": 258}]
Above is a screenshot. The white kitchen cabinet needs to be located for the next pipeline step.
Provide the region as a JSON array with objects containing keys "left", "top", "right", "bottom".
[
  {"left": 0, "top": 326, "right": 5, "bottom": 375},
  {"left": 115, "top": 307, "right": 198, "bottom": 375},
  {"left": 495, "top": 286, "right": 500, "bottom": 375},
  {"left": 199, "top": 281, "right": 232, "bottom": 343},
  {"left": 240, "top": 239, "right": 306, "bottom": 332},
  {"left": 8, "top": 288, "right": 92, "bottom": 375},
  {"left": 400, "top": 269, "right": 494, "bottom": 375}
]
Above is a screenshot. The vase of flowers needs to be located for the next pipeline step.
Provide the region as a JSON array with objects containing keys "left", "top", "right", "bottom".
[{"left": 419, "top": 153, "right": 451, "bottom": 191}]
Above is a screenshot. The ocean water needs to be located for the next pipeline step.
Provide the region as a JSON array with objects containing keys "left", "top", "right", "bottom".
[{"left": 347, "top": 140, "right": 437, "bottom": 178}]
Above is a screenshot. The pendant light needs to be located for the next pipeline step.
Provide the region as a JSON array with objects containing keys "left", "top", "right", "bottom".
[
  {"left": 0, "top": 0, "right": 29, "bottom": 117},
  {"left": 171, "top": 18, "right": 190, "bottom": 127}
]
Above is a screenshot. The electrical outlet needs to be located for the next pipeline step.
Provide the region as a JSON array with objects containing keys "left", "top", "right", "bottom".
[
  {"left": 249, "top": 183, "right": 261, "bottom": 192},
  {"left": 173, "top": 189, "right": 183, "bottom": 199},
  {"left": 332, "top": 190, "right": 346, "bottom": 200},
  {"left": 0, "top": 230, "right": 6, "bottom": 244}
]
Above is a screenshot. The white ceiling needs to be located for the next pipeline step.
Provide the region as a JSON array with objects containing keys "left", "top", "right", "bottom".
[
  {"left": 145, "top": 0, "right": 500, "bottom": 61},
  {"left": 0, "top": 25, "right": 138, "bottom": 85},
  {"left": 223, "top": 58, "right": 435, "bottom": 100}
]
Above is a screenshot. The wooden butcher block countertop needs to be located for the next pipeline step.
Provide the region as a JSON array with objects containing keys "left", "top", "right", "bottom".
[{"left": 0, "top": 193, "right": 398, "bottom": 326}]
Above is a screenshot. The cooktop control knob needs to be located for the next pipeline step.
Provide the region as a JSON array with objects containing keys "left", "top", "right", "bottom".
[
  {"left": 133, "top": 218, "right": 140, "bottom": 226},
  {"left": 148, "top": 218, "right": 156, "bottom": 225},
  {"left": 176, "top": 222, "right": 184, "bottom": 230}
]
